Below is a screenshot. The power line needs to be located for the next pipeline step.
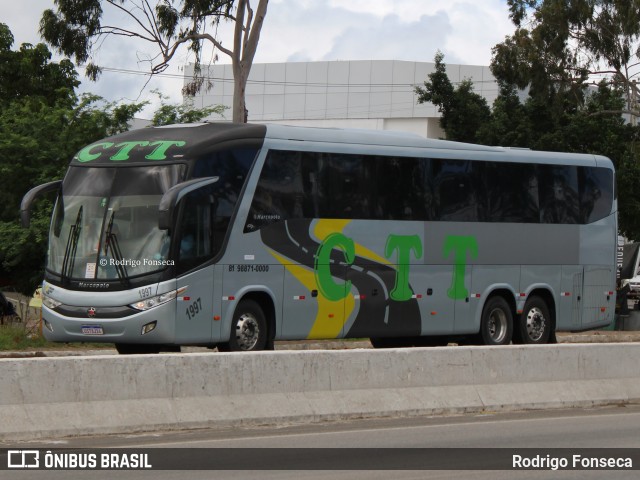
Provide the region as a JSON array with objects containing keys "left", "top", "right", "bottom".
[{"left": 97, "top": 65, "right": 500, "bottom": 90}]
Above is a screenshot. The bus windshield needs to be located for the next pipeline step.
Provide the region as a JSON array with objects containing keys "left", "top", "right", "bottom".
[{"left": 47, "top": 164, "right": 185, "bottom": 281}]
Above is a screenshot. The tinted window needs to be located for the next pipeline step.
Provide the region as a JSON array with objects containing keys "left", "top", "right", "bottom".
[
  {"left": 193, "top": 148, "right": 257, "bottom": 213},
  {"left": 176, "top": 188, "right": 213, "bottom": 274},
  {"left": 432, "top": 159, "right": 479, "bottom": 221},
  {"left": 480, "top": 162, "right": 539, "bottom": 223},
  {"left": 369, "top": 155, "right": 431, "bottom": 221},
  {"left": 246, "top": 151, "right": 434, "bottom": 231},
  {"left": 581, "top": 167, "right": 613, "bottom": 223},
  {"left": 319, "top": 153, "right": 370, "bottom": 219},
  {"left": 194, "top": 148, "right": 258, "bottom": 249},
  {"left": 246, "top": 150, "right": 614, "bottom": 230},
  {"left": 538, "top": 165, "right": 580, "bottom": 224}
]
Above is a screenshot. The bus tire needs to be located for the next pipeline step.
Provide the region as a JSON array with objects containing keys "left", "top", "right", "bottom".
[
  {"left": 479, "top": 296, "right": 513, "bottom": 346},
  {"left": 516, "top": 296, "right": 551, "bottom": 344},
  {"left": 221, "top": 299, "right": 267, "bottom": 352}
]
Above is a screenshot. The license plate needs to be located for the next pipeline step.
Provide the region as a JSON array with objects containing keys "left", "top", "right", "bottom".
[{"left": 81, "top": 325, "right": 104, "bottom": 335}]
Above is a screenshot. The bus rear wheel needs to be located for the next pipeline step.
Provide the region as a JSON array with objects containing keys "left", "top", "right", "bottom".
[
  {"left": 515, "top": 296, "right": 551, "bottom": 344},
  {"left": 219, "top": 299, "right": 267, "bottom": 352},
  {"left": 479, "top": 296, "right": 513, "bottom": 346}
]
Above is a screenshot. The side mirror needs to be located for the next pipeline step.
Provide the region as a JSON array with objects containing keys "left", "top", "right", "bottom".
[
  {"left": 158, "top": 177, "right": 219, "bottom": 230},
  {"left": 20, "top": 180, "right": 62, "bottom": 228}
]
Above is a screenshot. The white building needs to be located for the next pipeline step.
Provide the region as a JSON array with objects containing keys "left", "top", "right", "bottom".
[{"left": 186, "top": 60, "right": 498, "bottom": 139}]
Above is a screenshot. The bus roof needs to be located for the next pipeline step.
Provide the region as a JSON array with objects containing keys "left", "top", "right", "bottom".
[
  {"left": 263, "top": 123, "right": 613, "bottom": 169},
  {"left": 70, "top": 122, "right": 613, "bottom": 169}
]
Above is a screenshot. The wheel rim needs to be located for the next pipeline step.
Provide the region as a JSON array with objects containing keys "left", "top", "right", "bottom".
[
  {"left": 526, "top": 307, "right": 546, "bottom": 342},
  {"left": 487, "top": 308, "right": 508, "bottom": 343},
  {"left": 235, "top": 313, "right": 260, "bottom": 350}
]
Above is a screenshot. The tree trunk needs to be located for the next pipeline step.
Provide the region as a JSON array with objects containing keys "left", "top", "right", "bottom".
[
  {"left": 230, "top": 0, "right": 268, "bottom": 123},
  {"left": 232, "top": 66, "right": 248, "bottom": 123}
]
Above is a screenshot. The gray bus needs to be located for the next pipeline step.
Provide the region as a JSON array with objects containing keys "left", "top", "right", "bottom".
[{"left": 21, "top": 123, "right": 617, "bottom": 353}]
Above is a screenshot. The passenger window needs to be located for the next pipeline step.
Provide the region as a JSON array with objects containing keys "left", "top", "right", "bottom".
[
  {"left": 246, "top": 150, "right": 305, "bottom": 231},
  {"left": 432, "top": 159, "right": 479, "bottom": 221},
  {"left": 581, "top": 167, "right": 613, "bottom": 223},
  {"left": 370, "top": 156, "right": 431, "bottom": 221},
  {"left": 539, "top": 165, "right": 580, "bottom": 224},
  {"left": 481, "top": 162, "right": 539, "bottom": 223}
]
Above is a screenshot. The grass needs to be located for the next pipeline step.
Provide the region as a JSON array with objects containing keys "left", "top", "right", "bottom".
[
  {"left": 0, "top": 324, "right": 114, "bottom": 351},
  {"left": 0, "top": 324, "right": 49, "bottom": 350}
]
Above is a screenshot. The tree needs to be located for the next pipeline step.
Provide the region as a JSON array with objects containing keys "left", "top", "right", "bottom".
[
  {"left": 495, "top": 0, "right": 640, "bottom": 122},
  {"left": 0, "top": 24, "right": 147, "bottom": 293},
  {"left": 0, "top": 23, "right": 78, "bottom": 108},
  {"left": 40, "top": 0, "right": 269, "bottom": 123},
  {"left": 416, "top": 50, "right": 640, "bottom": 239},
  {"left": 490, "top": 0, "right": 640, "bottom": 239},
  {"left": 150, "top": 89, "right": 227, "bottom": 125},
  {"left": 415, "top": 51, "right": 491, "bottom": 143}
]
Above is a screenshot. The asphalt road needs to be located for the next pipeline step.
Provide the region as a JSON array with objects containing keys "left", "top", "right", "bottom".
[{"left": 3, "top": 405, "right": 640, "bottom": 480}]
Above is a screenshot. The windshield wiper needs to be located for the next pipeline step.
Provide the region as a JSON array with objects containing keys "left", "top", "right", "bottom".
[
  {"left": 60, "top": 206, "right": 83, "bottom": 285},
  {"left": 103, "top": 211, "right": 130, "bottom": 288}
]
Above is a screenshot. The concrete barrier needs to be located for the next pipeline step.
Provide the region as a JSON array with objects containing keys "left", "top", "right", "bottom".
[{"left": 1, "top": 343, "right": 640, "bottom": 441}]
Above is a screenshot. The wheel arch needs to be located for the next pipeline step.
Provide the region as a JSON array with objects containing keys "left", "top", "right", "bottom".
[
  {"left": 474, "top": 286, "right": 518, "bottom": 334},
  {"left": 220, "top": 287, "right": 277, "bottom": 347},
  {"left": 524, "top": 287, "right": 557, "bottom": 343}
]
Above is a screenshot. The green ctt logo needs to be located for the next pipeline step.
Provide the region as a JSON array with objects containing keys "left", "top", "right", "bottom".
[
  {"left": 75, "top": 141, "right": 186, "bottom": 162},
  {"left": 314, "top": 233, "right": 478, "bottom": 302}
]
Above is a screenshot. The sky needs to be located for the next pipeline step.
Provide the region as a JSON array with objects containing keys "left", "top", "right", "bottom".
[{"left": 3, "top": 0, "right": 515, "bottom": 118}]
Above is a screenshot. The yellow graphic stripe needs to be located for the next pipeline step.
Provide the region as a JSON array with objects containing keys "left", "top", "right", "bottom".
[
  {"left": 269, "top": 250, "right": 354, "bottom": 339},
  {"left": 313, "top": 219, "right": 391, "bottom": 266}
]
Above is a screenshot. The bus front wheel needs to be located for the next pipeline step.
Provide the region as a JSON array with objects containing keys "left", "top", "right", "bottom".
[
  {"left": 219, "top": 299, "right": 267, "bottom": 352},
  {"left": 515, "top": 296, "right": 551, "bottom": 344},
  {"left": 479, "top": 296, "right": 513, "bottom": 346}
]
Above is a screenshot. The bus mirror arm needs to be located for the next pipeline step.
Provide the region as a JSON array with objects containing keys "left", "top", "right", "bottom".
[
  {"left": 20, "top": 180, "right": 62, "bottom": 228},
  {"left": 158, "top": 177, "right": 219, "bottom": 230}
]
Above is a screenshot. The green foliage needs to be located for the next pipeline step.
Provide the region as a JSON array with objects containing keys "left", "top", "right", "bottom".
[
  {"left": 415, "top": 52, "right": 491, "bottom": 143},
  {"left": 0, "top": 24, "right": 145, "bottom": 294},
  {"left": 0, "top": 23, "right": 79, "bottom": 108},
  {"left": 150, "top": 89, "right": 227, "bottom": 126},
  {"left": 417, "top": 50, "right": 640, "bottom": 239},
  {"left": 490, "top": 1, "right": 640, "bottom": 239},
  {"left": 0, "top": 23, "right": 227, "bottom": 293},
  {"left": 40, "top": 0, "right": 234, "bottom": 82}
]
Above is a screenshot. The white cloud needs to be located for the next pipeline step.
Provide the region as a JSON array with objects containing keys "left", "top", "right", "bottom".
[{"left": 320, "top": 12, "right": 454, "bottom": 63}]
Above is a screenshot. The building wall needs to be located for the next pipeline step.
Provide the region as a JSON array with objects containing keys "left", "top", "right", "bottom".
[{"left": 186, "top": 60, "right": 497, "bottom": 139}]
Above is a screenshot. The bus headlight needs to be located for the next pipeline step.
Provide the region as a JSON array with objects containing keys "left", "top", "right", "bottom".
[
  {"left": 42, "top": 294, "right": 62, "bottom": 310},
  {"left": 129, "top": 287, "right": 186, "bottom": 311}
]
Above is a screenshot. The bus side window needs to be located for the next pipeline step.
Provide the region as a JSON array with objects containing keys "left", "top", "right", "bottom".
[
  {"left": 176, "top": 189, "right": 213, "bottom": 274},
  {"left": 432, "top": 159, "right": 480, "bottom": 222},
  {"left": 246, "top": 150, "right": 302, "bottom": 230},
  {"left": 539, "top": 165, "right": 580, "bottom": 224},
  {"left": 580, "top": 166, "right": 613, "bottom": 224},
  {"left": 481, "top": 162, "right": 539, "bottom": 223}
]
